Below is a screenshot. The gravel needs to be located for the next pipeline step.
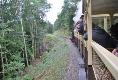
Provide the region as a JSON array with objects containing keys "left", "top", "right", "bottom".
[{"left": 62, "top": 38, "right": 86, "bottom": 80}]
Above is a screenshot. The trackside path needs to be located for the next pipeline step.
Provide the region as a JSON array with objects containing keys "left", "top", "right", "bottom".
[{"left": 62, "top": 37, "right": 86, "bottom": 80}]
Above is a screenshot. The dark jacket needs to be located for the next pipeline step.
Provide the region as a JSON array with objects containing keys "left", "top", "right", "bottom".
[
  {"left": 78, "top": 22, "right": 84, "bottom": 35},
  {"left": 83, "top": 27, "right": 113, "bottom": 48}
]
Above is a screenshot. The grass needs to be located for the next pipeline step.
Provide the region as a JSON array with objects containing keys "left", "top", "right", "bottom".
[
  {"left": 23, "top": 34, "right": 70, "bottom": 80},
  {"left": 53, "top": 29, "right": 71, "bottom": 38}
]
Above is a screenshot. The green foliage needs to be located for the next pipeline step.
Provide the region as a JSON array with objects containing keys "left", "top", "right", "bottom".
[
  {"left": 4, "top": 61, "right": 24, "bottom": 79},
  {"left": 23, "top": 74, "right": 31, "bottom": 80},
  {"left": 0, "top": 0, "right": 51, "bottom": 79},
  {"left": 53, "top": 29, "right": 71, "bottom": 38},
  {"left": 54, "top": 0, "right": 78, "bottom": 31},
  {"left": 45, "top": 21, "right": 54, "bottom": 33},
  {"left": 24, "top": 34, "right": 70, "bottom": 80},
  {"left": 44, "top": 34, "right": 57, "bottom": 42},
  {"left": 43, "top": 34, "right": 58, "bottom": 51},
  {"left": 114, "top": 18, "right": 118, "bottom": 24}
]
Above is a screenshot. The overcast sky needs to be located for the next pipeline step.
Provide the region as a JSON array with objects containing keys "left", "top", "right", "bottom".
[{"left": 46, "top": 0, "right": 64, "bottom": 24}]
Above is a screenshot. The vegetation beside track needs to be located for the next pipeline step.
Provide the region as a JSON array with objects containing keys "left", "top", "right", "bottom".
[
  {"left": 23, "top": 34, "right": 70, "bottom": 80},
  {"left": 53, "top": 29, "right": 71, "bottom": 38}
]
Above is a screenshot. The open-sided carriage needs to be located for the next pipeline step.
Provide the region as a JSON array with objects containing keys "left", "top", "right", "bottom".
[{"left": 73, "top": 0, "right": 118, "bottom": 80}]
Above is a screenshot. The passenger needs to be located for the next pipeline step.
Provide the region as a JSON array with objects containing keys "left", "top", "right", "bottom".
[
  {"left": 78, "top": 15, "right": 84, "bottom": 35},
  {"left": 77, "top": 19, "right": 81, "bottom": 29},
  {"left": 70, "top": 19, "right": 81, "bottom": 42},
  {"left": 110, "top": 23, "right": 118, "bottom": 40},
  {"left": 109, "top": 25, "right": 118, "bottom": 48},
  {"left": 83, "top": 23, "right": 113, "bottom": 48},
  {"left": 110, "top": 23, "right": 118, "bottom": 56}
]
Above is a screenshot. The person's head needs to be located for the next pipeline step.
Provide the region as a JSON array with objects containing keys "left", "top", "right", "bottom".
[
  {"left": 115, "top": 23, "right": 118, "bottom": 28},
  {"left": 80, "top": 15, "right": 84, "bottom": 20},
  {"left": 110, "top": 23, "right": 118, "bottom": 39},
  {"left": 110, "top": 25, "right": 115, "bottom": 34}
]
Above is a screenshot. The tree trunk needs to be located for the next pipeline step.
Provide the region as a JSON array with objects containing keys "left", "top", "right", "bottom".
[
  {"left": 35, "top": 20, "right": 40, "bottom": 58},
  {"left": 1, "top": 52, "right": 4, "bottom": 77},
  {"left": 34, "top": 20, "right": 37, "bottom": 58},
  {"left": 20, "top": 19, "right": 29, "bottom": 66},
  {"left": 30, "top": 22, "right": 35, "bottom": 59}
]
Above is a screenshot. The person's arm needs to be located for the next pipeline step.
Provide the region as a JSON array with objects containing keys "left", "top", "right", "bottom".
[
  {"left": 112, "top": 44, "right": 118, "bottom": 57},
  {"left": 112, "top": 48, "right": 117, "bottom": 55},
  {"left": 83, "top": 32, "right": 88, "bottom": 40}
]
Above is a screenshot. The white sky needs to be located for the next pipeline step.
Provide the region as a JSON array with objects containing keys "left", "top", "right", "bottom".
[{"left": 46, "top": 0, "right": 64, "bottom": 24}]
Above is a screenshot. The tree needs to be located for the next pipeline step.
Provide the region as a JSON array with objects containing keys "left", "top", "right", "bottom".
[
  {"left": 0, "top": 0, "right": 51, "bottom": 79},
  {"left": 54, "top": 0, "right": 79, "bottom": 31}
]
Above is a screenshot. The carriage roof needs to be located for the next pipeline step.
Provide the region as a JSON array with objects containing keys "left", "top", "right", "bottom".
[{"left": 83, "top": 0, "right": 118, "bottom": 15}]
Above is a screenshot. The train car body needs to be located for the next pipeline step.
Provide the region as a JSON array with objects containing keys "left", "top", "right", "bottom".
[{"left": 73, "top": 0, "right": 118, "bottom": 80}]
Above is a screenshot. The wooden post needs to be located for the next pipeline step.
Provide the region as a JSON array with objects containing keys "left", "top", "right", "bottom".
[
  {"left": 98, "top": 19, "right": 102, "bottom": 27},
  {"left": 104, "top": 16, "right": 108, "bottom": 32},
  {"left": 109, "top": 13, "right": 114, "bottom": 26},
  {"left": 87, "top": 0, "right": 95, "bottom": 80},
  {"left": 87, "top": 0, "right": 92, "bottom": 66}
]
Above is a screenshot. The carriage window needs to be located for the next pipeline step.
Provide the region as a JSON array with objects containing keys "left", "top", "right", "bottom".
[
  {"left": 114, "top": 16, "right": 118, "bottom": 24},
  {"left": 92, "top": 16, "right": 111, "bottom": 33},
  {"left": 92, "top": 17, "right": 104, "bottom": 29}
]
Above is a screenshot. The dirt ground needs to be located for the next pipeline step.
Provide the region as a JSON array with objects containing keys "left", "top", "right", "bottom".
[{"left": 62, "top": 38, "right": 86, "bottom": 80}]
